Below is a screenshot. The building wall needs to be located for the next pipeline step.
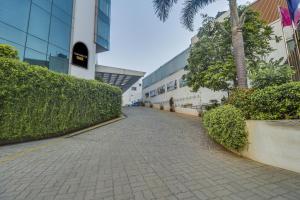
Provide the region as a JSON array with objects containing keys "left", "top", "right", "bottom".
[
  {"left": 122, "top": 81, "right": 143, "bottom": 106},
  {"left": 70, "top": 0, "right": 97, "bottom": 80},
  {"left": 242, "top": 120, "right": 300, "bottom": 174},
  {"left": 0, "top": 0, "right": 74, "bottom": 74},
  {"left": 143, "top": 68, "right": 227, "bottom": 108},
  {"left": 267, "top": 20, "right": 295, "bottom": 61}
]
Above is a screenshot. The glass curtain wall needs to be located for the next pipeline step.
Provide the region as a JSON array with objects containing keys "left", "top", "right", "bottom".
[
  {"left": 96, "top": 0, "right": 111, "bottom": 51},
  {"left": 0, "top": 0, "right": 73, "bottom": 73}
]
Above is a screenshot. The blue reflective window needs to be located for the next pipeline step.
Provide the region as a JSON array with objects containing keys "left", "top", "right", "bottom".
[
  {"left": 53, "top": 0, "right": 73, "bottom": 15},
  {"left": 52, "top": 5, "right": 72, "bottom": 25},
  {"left": 48, "top": 45, "right": 69, "bottom": 74},
  {"left": 99, "top": 0, "right": 110, "bottom": 16},
  {"left": 0, "top": 21, "right": 27, "bottom": 46},
  {"left": 26, "top": 35, "right": 48, "bottom": 54},
  {"left": 0, "top": 0, "right": 31, "bottom": 31},
  {"left": 47, "top": 44, "right": 69, "bottom": 58},
  {"left": 32, "top": 0, "right": 52, "bottom": 12},
  {"left": 28, "top": 4, "right": 51, "bottom": 41},
  {"left": 24, "top": 48, "right": 48, "bottom": 66},
  {"left": 0, "top": 0, "right": 73, "bottom": 74},
  {"left": 49, "top": 17, "right": 71, "bottom": 50},
  {"left": 96, "top": 0, "right": 111, "bottom": 51}
]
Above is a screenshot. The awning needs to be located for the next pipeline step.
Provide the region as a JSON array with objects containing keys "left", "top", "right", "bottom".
[{"left": 95, "top": 65, "right": 145, "bottom": 93}]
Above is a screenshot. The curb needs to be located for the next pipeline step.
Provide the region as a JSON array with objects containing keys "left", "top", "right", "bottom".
[{"left": 65, "top": 115, "right": 126, "bottom": 138}]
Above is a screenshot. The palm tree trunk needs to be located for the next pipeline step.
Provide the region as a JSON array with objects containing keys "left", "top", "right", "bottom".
[{"left": 229, "top": 0, "right": 248, "bottom": 88}]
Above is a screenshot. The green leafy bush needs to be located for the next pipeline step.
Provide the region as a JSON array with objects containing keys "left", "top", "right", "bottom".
[
  {"left": 250, "top": 82, "right": 300, "bottom": 120},
  {"left": 228, "top": 82, "right": 300, "bottom": 120},
  {"left": 203, "top": 105, "right": 248, "bottom": 151},
  {"left": 249, "top": 59, "right": 294, "bottom": 89},
  {"left": 0, "top": 44, "right": 19, "bottom": 59},
  {"left": 0, "top": 57, "right": 122, "bottom": 144},
  {"left": 227, "top": 88, "right": 255, "bottom": 119}
]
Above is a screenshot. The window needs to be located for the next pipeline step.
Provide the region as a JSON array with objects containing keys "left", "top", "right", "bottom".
[
  {"left": 96, "top": 0, "right": 111, "bottom": 50},
  {"left": 0, "top": 0, "right": 74, "bottom": 74},
  {"left": 131, "top": 87, "right": 137, "bottom": 91},
  {"left": 28, "top": 4, "right": 51, "bottom": 41},
  {"left": 167, "top": 80, "right": 177, "bottom": 92},
  {"left": 24, "top": 48, "right": 47, "bottom": 67},
  {"left": 0, "top": 21, "right": 27, "bottom": 46},
  {"left": 53, "top": 0, "right": 73, "bottom": 15},
  {"left": 150, "top": 90, "right": 156, "bottom": 97},
  {"left": 287, "top": 39, "right": 296, "bottom": 52},
  {"left": 145, "top": 93, "right": 149, "bottom": 98},
  {"left": 0, "top": 0, "right": 31, "bottom": 31},
  {"left": 52, "top": 5, "right": 72, "bottom": 25},
  {"left": 157, "top": 85, "right": 166, "bottom": 95},
  {"left": 179, "top": 78, "right": 187, "bottom": 88},
  {"left": 49, "top": 17, "right": 71, "bottom": 50},
  {"left": 26, "top": 35, "right": 48, "bottom": 54},
  {"left": 33, "top": 0, "right": 52, "bottom": 12}
]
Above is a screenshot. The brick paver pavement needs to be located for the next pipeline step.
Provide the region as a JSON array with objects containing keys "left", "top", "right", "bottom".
[{"left": 0, "top": 108, "right": 300, "bottom": 200}]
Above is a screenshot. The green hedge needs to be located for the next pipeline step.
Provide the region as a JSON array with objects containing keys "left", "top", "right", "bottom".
[
  {"left": 250, "top": 82, "right": 300, "bottom": 120},
  {"left": 0, "top": 44, "right": 18, "bottom": 59},
  {"left": 229, "top": 82, "right": 300, "bottom": 120},
  {"left": 0, "top": 58, "right": 122, "bottom": 144},
  {"left": 203, "top": 105, "right": 248, "bottom": 151}
]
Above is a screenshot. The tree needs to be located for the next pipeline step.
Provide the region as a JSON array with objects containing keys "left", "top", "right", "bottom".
[
  {"left": 184, "top": 9, "right": 273, "bottom": 91},
  {"left": 249, "top": 59, "right": 295, "bottom": 89},
  {"left": 153, "top": 0, "right": 249, "bottom": 88}
]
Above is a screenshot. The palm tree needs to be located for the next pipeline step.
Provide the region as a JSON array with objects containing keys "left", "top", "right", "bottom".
[{"left": 153, "top": 0, "right": 248, "bottom": 88}]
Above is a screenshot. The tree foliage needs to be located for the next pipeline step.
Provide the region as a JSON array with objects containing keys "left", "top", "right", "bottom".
[
  {"left": 185, "top": 8, "right": 273, "bottom": 91},
  {"left": 249, "top": 58, "right": 294, "bottom": 89}
]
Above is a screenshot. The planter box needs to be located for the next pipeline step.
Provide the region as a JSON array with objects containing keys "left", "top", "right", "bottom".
[
  {"left": 175, "top": 107, "right": 199, "bottom": 116},
  {"left": 242, "top": 120, "right": 300, "bottom": 173}
]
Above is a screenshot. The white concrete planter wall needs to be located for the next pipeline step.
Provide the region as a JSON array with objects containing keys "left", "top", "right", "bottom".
[
  {"left": 175, "top": 107, "right": 199, "bottom": 116},
  {"left": 242, "top": 120, "right": 300, "bottom": 173}
]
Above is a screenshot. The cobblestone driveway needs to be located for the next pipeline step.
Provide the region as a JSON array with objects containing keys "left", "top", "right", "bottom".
[{"left": 0, "top": 108, "right": 300, "bottom": 200}]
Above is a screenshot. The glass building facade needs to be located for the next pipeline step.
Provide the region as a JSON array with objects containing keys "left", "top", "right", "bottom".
[
  {"left": 96, "top": 0, "right": 111, "bottom": 51},
  {"left": 0, "top": 0, "right": 73, "bottom": 73}
]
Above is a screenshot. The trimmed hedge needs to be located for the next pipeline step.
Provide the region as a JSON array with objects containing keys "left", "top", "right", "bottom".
[
  {"left": 229, "top": 82, "right": 300, "bottom": 120},
  {"left": 250, "top": 82, "right": 300, "bottom": 120},
  {"left": 0, "top": 57, "right": 122, "bottom": 144},
  {"left": 203, "top": 105, "right": 248, "bottom": 151},
  {"left": 0, "top": 44, "right": 18, "bottom": 59}
]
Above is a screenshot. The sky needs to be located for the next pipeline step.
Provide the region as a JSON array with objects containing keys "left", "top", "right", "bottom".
[{"left": 98, "top": 0, "right": 253, "bottom": 76}]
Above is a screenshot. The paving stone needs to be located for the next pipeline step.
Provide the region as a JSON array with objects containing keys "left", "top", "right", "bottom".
[{"left": 0, "top": 108, "right": 299, "bottom": 200}]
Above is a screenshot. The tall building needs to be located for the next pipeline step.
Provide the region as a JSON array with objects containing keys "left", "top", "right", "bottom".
[{"left": 0, "top": 0, "right": 111, "bottom": 79}]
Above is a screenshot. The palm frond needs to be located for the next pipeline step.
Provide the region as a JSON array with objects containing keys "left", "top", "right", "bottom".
[
  {"left": 181, "top": 0, "right": 215, "bottom": 31},
  {"left": 153, "top": 0, "right": 178, "bottom": 22}
]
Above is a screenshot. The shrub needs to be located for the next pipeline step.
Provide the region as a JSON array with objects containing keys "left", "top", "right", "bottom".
[
  {"left": 228, "top": 82, "right": 300, "bottom": 120},
  {"left": 0, "top": 57, "right": 122, "bottom": 144},
  {"left": 203, "top": 105, "right": 248, "bottom": 151},
  {"left": 249, "top": 59, "right": 294, "bottom": 89},
  {"left": 250, "top": 82, "right": 300, "bottom": 120},
  {"left": 227, "top": 88, "right": 255, "bottom": 119},
  {"left": 0, "top": 44, "right": 19, "bottom": 59}
]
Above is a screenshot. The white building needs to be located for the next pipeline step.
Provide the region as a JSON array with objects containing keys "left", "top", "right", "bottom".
[
  {"left": 122, "top": 81, "right": 143, "bottom": 106},
  {"left": 142, "top": 48, "right": 227, "bottom": 116}
]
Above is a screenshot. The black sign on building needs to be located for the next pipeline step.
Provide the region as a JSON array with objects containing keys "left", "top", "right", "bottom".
[{"left": 72, "top": 42, "right": 88, "bottom": 68}]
